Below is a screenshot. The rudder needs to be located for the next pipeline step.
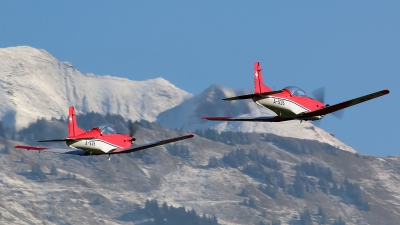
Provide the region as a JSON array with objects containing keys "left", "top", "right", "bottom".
[
  {"left": 68, "top": 106, "right": 85, "bottom": 138},
  {"left": 254, "top": 62, "right": 273, "bottom": 93}
]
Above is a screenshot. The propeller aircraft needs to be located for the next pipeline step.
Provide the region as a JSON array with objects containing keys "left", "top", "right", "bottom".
[
  {"left": 203, "top": 62, "right": 389, "bottom": 123},
  {"left": 15, "top": 106, "right": 194, "bottom": 160}
]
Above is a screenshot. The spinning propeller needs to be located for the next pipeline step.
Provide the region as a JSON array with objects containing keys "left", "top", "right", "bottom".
[
  {"left": 128, "top": 120, "right": 139, "bottom": 143},
  {"left": 311, "top": 87, "right": 344, "bottom": 120},
  {"left": 311, "top": 87, "right": 325, "bottom": 105},
  {"left": 311, "top": 87, "right": 344, "bottom": 127}
]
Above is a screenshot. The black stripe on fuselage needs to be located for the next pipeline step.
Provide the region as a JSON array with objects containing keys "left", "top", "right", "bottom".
[
  {"left": 267, "top": 96, "right": 310, "bottom": 112},
  {"left": 94, "top": 139, "right": 121, "bottom": 148}
]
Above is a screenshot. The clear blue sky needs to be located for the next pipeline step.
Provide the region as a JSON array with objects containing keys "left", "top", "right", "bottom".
[{"left": 0, "top": 1, "right": 398, "bottom": 156}]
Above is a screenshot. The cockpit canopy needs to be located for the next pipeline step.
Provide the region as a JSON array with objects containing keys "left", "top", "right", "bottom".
[
  {"left": 284, "top": 86, "right": 307, "bottom": 97},
  {"left": 96, "top": 124, "right": 116, "bottom": 134}
]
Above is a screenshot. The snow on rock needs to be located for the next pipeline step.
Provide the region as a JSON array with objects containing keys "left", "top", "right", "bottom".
[{"left": 0, "top": 46, "right": 192, "bottom": 129}]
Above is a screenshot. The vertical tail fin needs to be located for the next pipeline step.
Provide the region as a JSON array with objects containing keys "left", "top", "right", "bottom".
[
  {"left": 68, "top": 106, "right": 85, "bottom": 138},
  {"left": 254, "top": 62, "right": 273, "bottom": 93}
]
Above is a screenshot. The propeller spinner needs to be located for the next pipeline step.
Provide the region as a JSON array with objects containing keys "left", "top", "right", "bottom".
[
  {"left": 128, "top": 120, "right": 139, "bottom": 143},
  {"left": 312, "top": 87, "right": 344, "bottom": 120}
]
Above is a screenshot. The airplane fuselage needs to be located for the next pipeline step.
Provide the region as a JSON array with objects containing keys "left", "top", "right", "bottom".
[
  {"left": 203, "top": 62, "right": 390, "bottom": 123},
  {"left": 15, "top": 106, "right": 195, "bottom": 159},
  {"left": 253, "top": 90, "right": 326, "bottom": 121},
  {"left": 67, "top": 129, "right": 133, "bottom": 155},
  {"left": 67, "top": 139, "right": 121, "bottom": 154}
]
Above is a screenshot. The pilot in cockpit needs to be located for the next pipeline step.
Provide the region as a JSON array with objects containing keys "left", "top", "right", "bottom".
[
  {"left": 97, "top": 124, "right": 116, "bottom": 134},
  {"left": 284, "top": 86, "right": 307, "bottom": 97}
]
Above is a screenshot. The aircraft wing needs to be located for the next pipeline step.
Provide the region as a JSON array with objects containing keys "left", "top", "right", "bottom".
[
  {"left": 110, "top": 133, "right": 194, "bottom": 154},
  {"left": 203, "top": 116, "right": 290, "bottom": 122},
  {"left": 298, "top": 89, "right": 390, "bottom": 118},
  {"left": 38, "top": 138, "right": 95, "bottom": 142},
  {"left": 15, "top": 145, "right": 87, "bottom": 155},
  {"left": 222, "top": 90, "right": 282, "bottom": 101},
  {"left": 223, "top": 90, "right": 283, "bottom": 101}
]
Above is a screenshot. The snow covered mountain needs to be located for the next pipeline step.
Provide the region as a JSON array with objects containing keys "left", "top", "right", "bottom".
[
  {"left": 2, "top": 46, "right": 399, "bottom": 225},
  {"left": 0, "top": 46, "right": 355, "bottom": 154},
  {"left": 0, "top": 46, "right": 192, "bottom": 129},
  {"left": 157, "top": 85, "right": 356, "bottom": 153}
]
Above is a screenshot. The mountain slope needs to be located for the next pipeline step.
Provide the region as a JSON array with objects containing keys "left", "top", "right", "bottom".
[
  {"left": 0, "top": 118, "right": 399, "bottom": 225},
  {"left": 0, "top": 46, "right": 192, "bottom": 129}
]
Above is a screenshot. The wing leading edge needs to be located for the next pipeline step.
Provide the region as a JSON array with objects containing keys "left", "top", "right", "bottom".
[
  {"left": 110, "top": 133, "right": 195, "bottom": 154},
  {"left": 298, "top": 89, "right": 389, "bottom": 119}
]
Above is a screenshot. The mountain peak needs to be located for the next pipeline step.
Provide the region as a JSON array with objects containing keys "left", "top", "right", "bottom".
[
  {"left": 1, "top": 45, "right": 56, "bottom": 61},
  {"left": 0, "top": 46, "right": 191, "bottom": 129}
]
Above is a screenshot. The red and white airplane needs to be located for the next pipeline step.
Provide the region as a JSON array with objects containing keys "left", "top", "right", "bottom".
[
  {"left": 204, "top": 62, "right": 389, "bottom": 123},
  {"left": 15, "top": 106, "right": 194, "bottom": 160}
]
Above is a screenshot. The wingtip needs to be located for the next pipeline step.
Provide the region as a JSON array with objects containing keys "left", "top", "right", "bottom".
[{"left": 383, "top": 89, "right": 390, "bottom": 94}]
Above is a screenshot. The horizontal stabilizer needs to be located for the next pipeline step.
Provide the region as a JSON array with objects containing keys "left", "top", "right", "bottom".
[
  {"left": 203, "top": 116, "right": 290, "bottom": 122},
  {"left": 223, "top": 90, "right": 282, "bottom": 101},
  {"left": 15, "top": 145, "right": 48, "bottom": 150},
  {"left": 38, "top": 138, "right": 95, "bottom": 142}
]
